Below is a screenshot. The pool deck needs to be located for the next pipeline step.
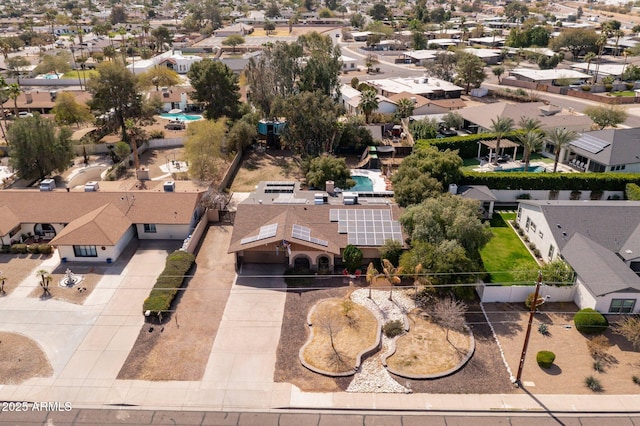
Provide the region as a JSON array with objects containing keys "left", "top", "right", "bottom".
[
  {"left": 351, "top": 169, "right": 390, "bottom": 192},
  {"left": 473, "top": 160, "right": 575, "bottom": 173}
]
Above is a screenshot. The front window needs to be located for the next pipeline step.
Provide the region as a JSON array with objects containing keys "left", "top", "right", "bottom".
[
  {"left": 143, "top": 224, "right": 157, "bottom": 233},
  {"left": 73, "top": 245, "right": 97, "bottom": 257},
  {"left": 548, "top": 245, "right": 554, "bottom": 259},
  {"left": 609, "top": 298, "right": 636, "bottom": 313}
]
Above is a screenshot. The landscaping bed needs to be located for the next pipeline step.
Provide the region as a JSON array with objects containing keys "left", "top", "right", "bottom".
[
  {"left": 0, "top": 332, "right": 53, "bottom": 384},
  {"left": 231, "top": 149, "right": 304, "bottom": 192},
  {"left": 0, "top": 253, "right": 51, "bottom": 296}
]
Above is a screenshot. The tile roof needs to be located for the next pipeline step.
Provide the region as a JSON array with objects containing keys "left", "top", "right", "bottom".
[
  {"left": 50, "top": 203, "right": 132, "bottom": 245},
  {"left": 0, "top": 205, "right": 21, "bottom": 235},
  {"left": 228, "top": 203, "right": 404, "bottom": 254},
  {"left": 0, "top": 190, "right": 203, "bottom": 229}
]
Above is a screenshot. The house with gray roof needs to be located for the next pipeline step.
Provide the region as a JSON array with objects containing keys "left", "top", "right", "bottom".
[
  {"left": 568, "top": 128, "right": 640, "bottom": 173},
  {"left": 516, "top": 200, "right": 640, "bottom": 313}
]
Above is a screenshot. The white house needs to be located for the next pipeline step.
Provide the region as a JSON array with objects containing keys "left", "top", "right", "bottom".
[
  {"left": 0, "top": 189, "right": 204, "bottom": 263},
  {"left": 127, "top": 51, "right": 202, "bottom": 75},
  {"left": 516, "top": 200, "right": 640, "bottom": 313}
]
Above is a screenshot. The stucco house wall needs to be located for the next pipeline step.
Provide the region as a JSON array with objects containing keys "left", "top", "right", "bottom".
[
  {"left": 57, "top": 226, "right": 135, "bottom": 263},
  {"left": 136, "top": 224, "right": 191, "bottom": 240},
  {"left": 516, "top": 204, "right": 558, "bottom": 262}
]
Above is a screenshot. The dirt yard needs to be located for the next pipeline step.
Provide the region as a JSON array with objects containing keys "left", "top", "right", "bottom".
[
  {"left": 27, "top": 265, "right": 104, "bottom": 305},
  {"left": 488, "top": 302, "right": 640, "bottom": 394},
  {"left": 0, "top": 332, "right": 53, "bottom": 384},
  {"left": 230, "top": 149, "right": 304, "bottom": 192},
  {"left": 275, "top": 285, "right": 517, "bottom": 394},
  {"left": 117, "top": 225, "right": 235, "bottom": 381},
  {"left": 0, "top": 254, "right": 51, "bottom": 296}
]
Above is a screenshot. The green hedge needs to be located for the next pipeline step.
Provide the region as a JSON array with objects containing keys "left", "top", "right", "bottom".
[
  {"left": 627, "top": 183, "right": 640, "bottom": 200},
  {"left": 461, "top": 171, "right": 640, "bottom": 191},
  {"left": 38, "top": 244, "right": 53, "bottom": 255},
  {"left": 415, "top": 131, "right": 524, "bottom": 159},
  {"left": 573, "top": 308, "right": 608, "bottom": 334},
  {"left": 142, "top": 250, "right": 196, "bottom": 319},
  {"left": 10, "top": 244, "right": 27, "bottom": 254},
  {"left": 536, "top": 350, "right": 556, "bottom": 368}
]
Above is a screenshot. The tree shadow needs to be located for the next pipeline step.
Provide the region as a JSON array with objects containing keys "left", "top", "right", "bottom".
[{"left": 481, "top": 303, "right": 525, "bottom": 337}]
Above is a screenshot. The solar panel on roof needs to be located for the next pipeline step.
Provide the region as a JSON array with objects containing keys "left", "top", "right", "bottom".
[
  {"left": 241, "top": 223, "right": 278, "bottom": 245},
  {"left": 292, "top": 224, "right": 328, "bottom": 247},
  {"left": 571, "top": 134, "right": 610, "bottom": 154},
  {"left": 330, "top": 208, "right": 403, "bottom": 246}
]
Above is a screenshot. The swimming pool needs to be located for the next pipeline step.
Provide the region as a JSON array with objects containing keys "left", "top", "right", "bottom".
[
  {"left": 159, "top": 113, "right": 203, "bottom": 121},
  {"left": 350, "top": 175, "right": 374, "bottom": 191},
  {"left": 497, "top": 165, "right": 546, "bottom": 173}
]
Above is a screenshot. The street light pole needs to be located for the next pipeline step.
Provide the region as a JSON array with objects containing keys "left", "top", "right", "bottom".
[{"left": 515, "top": 270, "right": 542, "bottom": 386}]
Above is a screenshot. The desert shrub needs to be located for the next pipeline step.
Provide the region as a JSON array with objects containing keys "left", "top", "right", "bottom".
[
  {"left": 528, "top": 242, "right": 536, "bottom": 251},
  {"left": 574, "top": 308, "right": 608, "bottom": 334},
  {"left": 626, "top": 82, "right": 635, "bottom": 90},
  {"left": 11, "top": 244, "right": 27, "bottom": 254},
  {"left": 142, "top": 250, "right": 196, "bottom": 319},
  {"left": 383, "top": 319, "right": 404, "bottom": 337},
  {"left": 517, "top": 228, "right": 525, "bottom": 236},
  {"left": 585, "top": 375, "right": 603, "bottom": 392},
  {"left": 523, "top": 235, "right": 530, "bottom": 243},
  {"left": 593, "top": 360, "right": 604, "bottom": 372},
  {"left": 533, "top": 248, "right": 541, "bottom": 258},
  {"left": 149, "top": 129, "right": 165, "bottom": 139},
  {"left": 604, "top": 84, "right": 613, "bottom": 92},
  {"left": 0, "top": 245, "right": 10, "bottom": 253},
  {"left": 38, "top": 244, "right": 53, "bottom": 255},
  {"left": 538, "top": 323, "right": 549, "bottom": 336},
  {"left": 284, "top": 266, "right": 314, "bottom": 288},
  {"left": 587, "top": 335, "right": 612, "bottom": 358},
  {"left": 536, "top": 350, "right": 556, "bottom": 368},
  {"left": 27, "top": 244, "right": 39, "bottom": 254},
  {"left": 581, "top": 85, "right": 591, "bottom": 91},
  {"left": 633, "top": 376, "right": 640, "bottom": 385}
]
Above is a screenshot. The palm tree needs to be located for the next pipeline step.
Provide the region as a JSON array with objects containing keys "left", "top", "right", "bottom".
[
  {"left": 359, "top": 89, "right": 379, "bottom": 124},
  {"left": 584, "top": 52, "right": 596, "bottom": 75},
  {"left": 518, "top": 130, "right": 544, "bottom": 171},
  {"left": 545, "top": 128, "right": 578, "bottom": 172},
  {"left": 489, "top": 116, "right": 515, "bottom": 164},
  {"left": 7, "top": 83, "right": 21, "bottom": 118},
  {"left": 365, "top": 262, "right": 378, "bottom": 298},
  {"left": 395, "top": 97, "right": 415, "bottom": 118},
  {"left": 381, "top": 259, "right": 403, "bottom": 301},
  {"left": 518, "top": 116, "right": 541, "bottom": 133}
]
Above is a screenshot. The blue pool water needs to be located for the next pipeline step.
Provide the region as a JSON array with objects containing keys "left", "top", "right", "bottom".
[
  {"left": 351, "top": 175, "right": 374, "bottom": 191},
  {"left": 497, "top": 165, "right": 546, "bottom": 173},
  {"left": 160, "top": 113, "right": 203, "bottom": 121}
]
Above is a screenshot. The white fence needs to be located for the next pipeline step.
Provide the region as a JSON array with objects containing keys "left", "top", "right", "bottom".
[
  {"left": 476, "top": 283, "right": 576, "bottom": 303},
  {"left": 490, "top": 189, "right": 624, "bottom": 202}
]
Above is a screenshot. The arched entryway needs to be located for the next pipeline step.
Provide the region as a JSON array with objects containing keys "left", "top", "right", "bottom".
[
  {"left": 317, "top": 255, "right": 331, "bottom": 273},
  {"left": 33, "top": 223, "right": 56, "bottom": 239},
  {"left": 293, "top": 256, "right": 311, "bottom": 269}
]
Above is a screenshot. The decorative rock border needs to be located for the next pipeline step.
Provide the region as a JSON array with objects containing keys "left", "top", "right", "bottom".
[
  {"left": 299, "top": 298, "right": 382, "bottom": 377},
  {"left": 383, "top": 324, "right": 476, "bottom": 380}
]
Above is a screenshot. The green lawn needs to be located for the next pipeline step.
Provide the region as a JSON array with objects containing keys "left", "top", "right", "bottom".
[
  {"left": 461, "top": 157, "right": 480, "bottom": 172},
  {"left": 610, "top": 91, "right": 636, "bottom": 97},
  {"left": 480, "top": 212, "right": 538, "bottom": 285},
  {"left": 62, "top": 70, "right": 99, "bottom": 80}
]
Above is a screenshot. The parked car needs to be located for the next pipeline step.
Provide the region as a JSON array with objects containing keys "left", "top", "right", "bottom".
[
  {"left": 438, "top": 127, "right": 457, "bottom": 137},
  {"left": 18, "top": 112, "right": 33, "bottom": 118}
]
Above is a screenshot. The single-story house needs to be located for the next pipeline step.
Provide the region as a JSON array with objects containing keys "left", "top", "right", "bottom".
[
  {"left": 126, "top": 51, "right": 202, "bottom": 75},
  {"left": 1, "top": 90, "right": 92, "bottom": 115},
  {"left": 228, "top": 182, "right": 404, "bottom": 271},
  {"left": 214, "top": 23, "right": 254, "bottom": 37},
  {"left": 568, "top": 128, "right": 640, "bottom": 173},
  {"left": 149, "top": 87, "right": 197, "bottom": 112},
  {"left": 458, "top": 101, "right": 593, "bottom": 135},
  {"left": 340, "top": 55, "right": 358, "bottom": 72},
  {"left": 366, "top": 76, "right": 463, "bottom": 100},
  {"left": 0, "top": 189, "right": 204, "bottom": 263},
  {"left": 461, "top": 48, "right": 502, "bottom": 65},
  {"left": 516, "top": 200, "right": 640, "bottom": 313},
  {"left": 387, "top": 92, "right": 465, "bottom": 115},
  {"left": 508, "top": 68, "right": 592, "bottom": 85},
  {"left": 340, "top": 84, "right": 397, "bottom": 116}
]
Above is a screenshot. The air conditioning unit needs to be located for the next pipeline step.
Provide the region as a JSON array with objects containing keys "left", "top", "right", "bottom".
[
  {"left": 39, "top": 178, "right": 56, "bottom": 191},
  {"left": 84, "top": 181, "right": 99, "bottom": 192},
  {"left": 163, "top": 181, "right": 175, "bottom": 192}
]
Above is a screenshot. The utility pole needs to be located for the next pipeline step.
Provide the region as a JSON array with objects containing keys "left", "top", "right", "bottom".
[{"left": 516, "top": 270, "right": 542, "bottom": 386}]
